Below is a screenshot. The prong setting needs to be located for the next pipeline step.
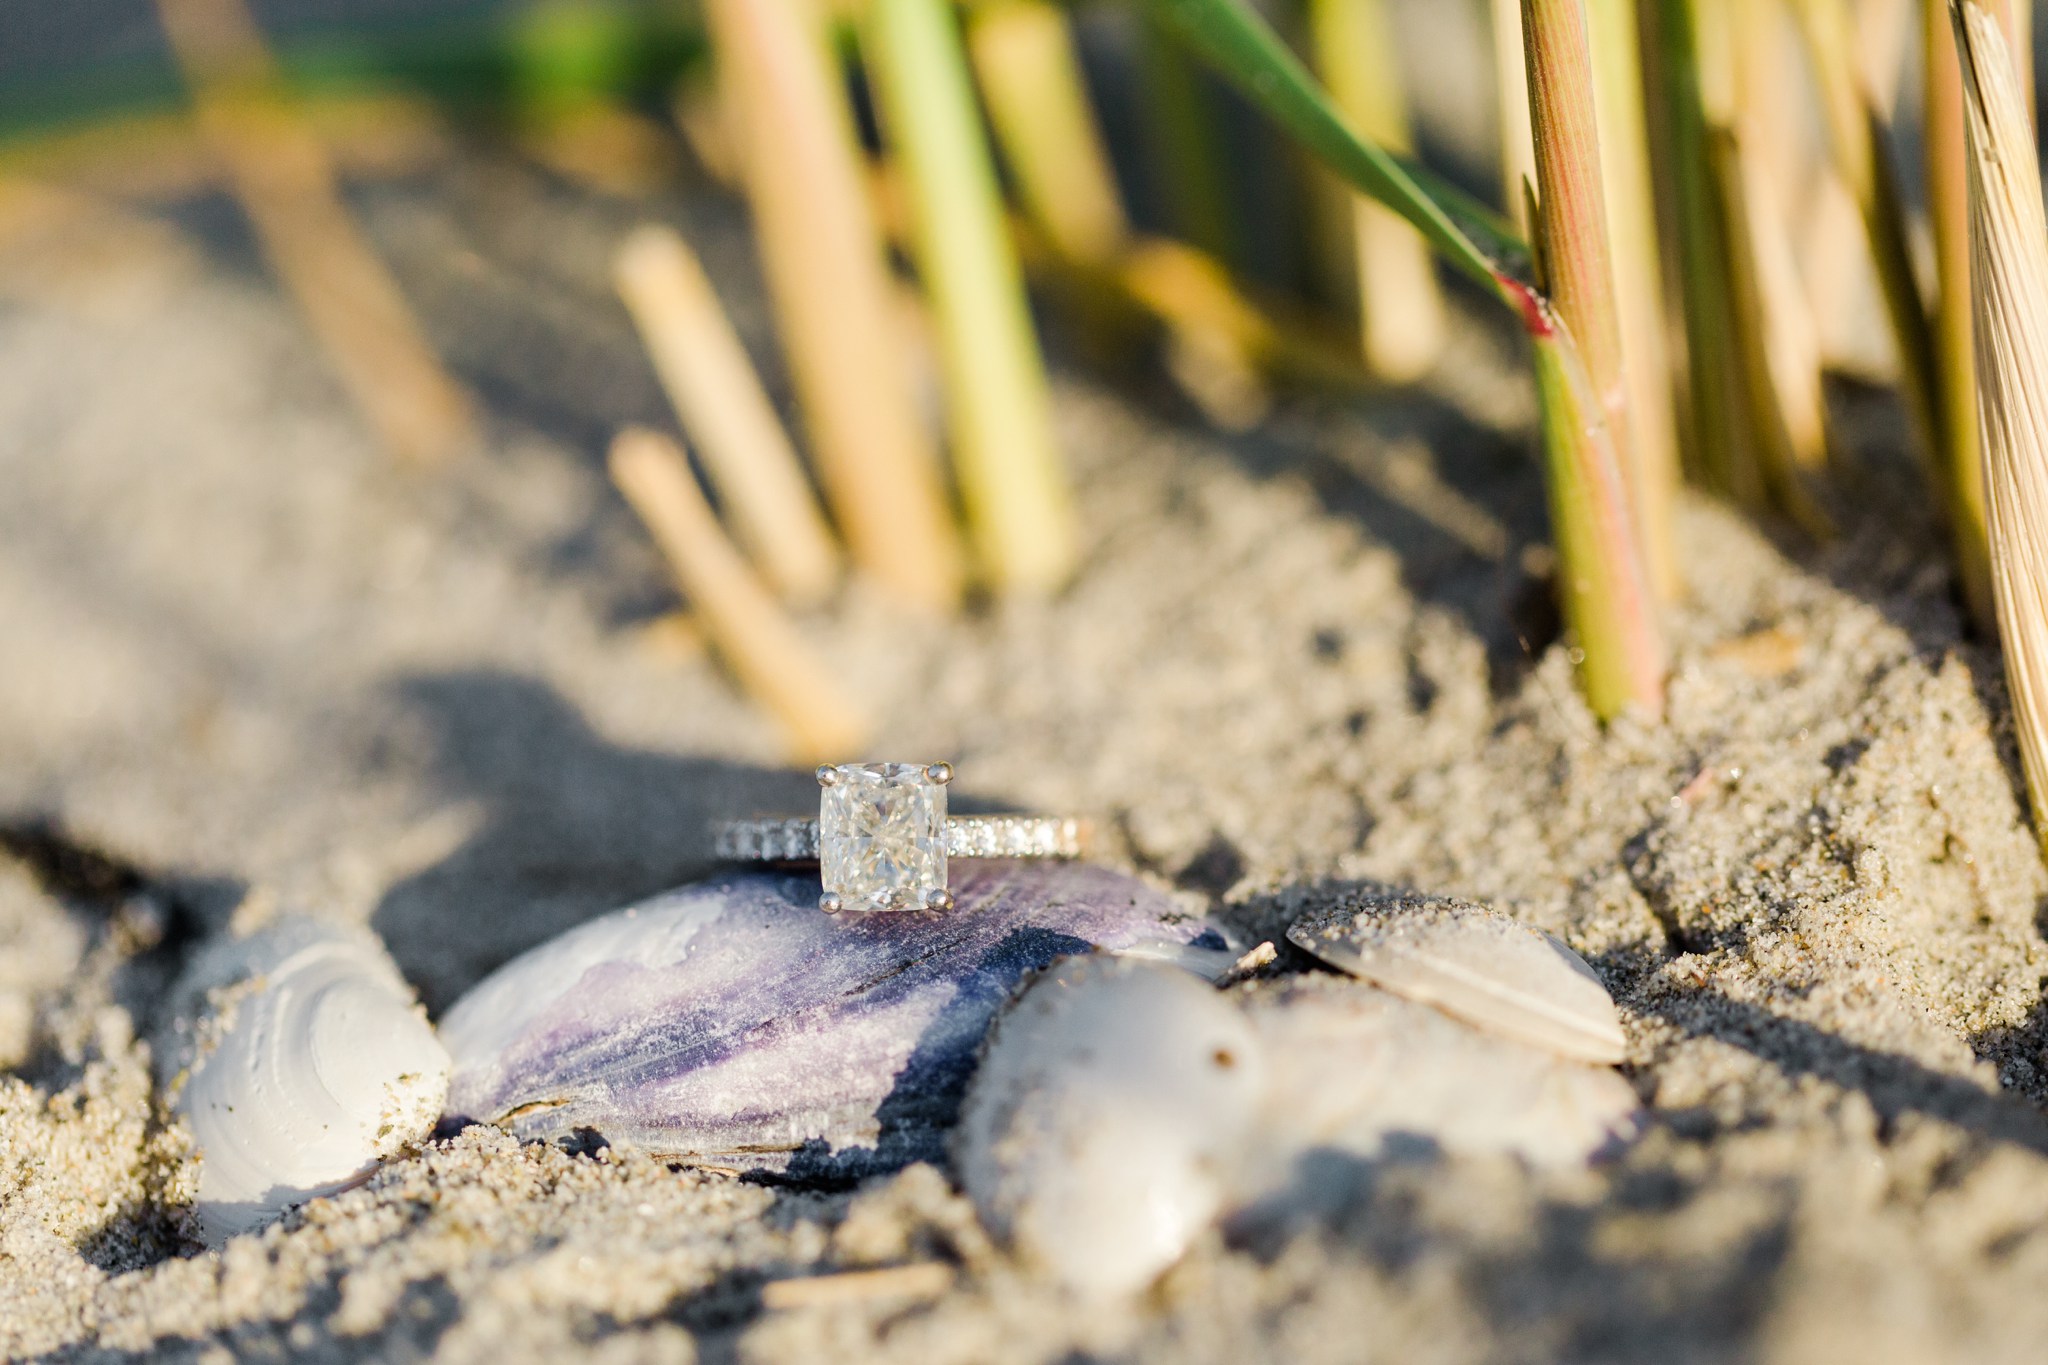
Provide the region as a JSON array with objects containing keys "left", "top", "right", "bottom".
[
  {"left": 816, "top": 765, "right": 840, "bottom": 787},
  {"left": 819, "top": 762, "right": 949, "bottom": 913},
  {"left": 925, "top": 762, "right": 954, "bottom": 785},
  {"left": 820, "top": 893, "right": 844, "bottom": 914},
  {"left": 924, "top": 888, "right": 955, "bottom": 912}
]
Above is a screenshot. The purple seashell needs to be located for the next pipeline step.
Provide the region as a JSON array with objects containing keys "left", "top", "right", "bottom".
[{"left": 438, "top": 862, "right": 1230, "bottom": 1178}]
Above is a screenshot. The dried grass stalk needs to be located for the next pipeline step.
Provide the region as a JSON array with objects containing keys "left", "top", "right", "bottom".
[
  {"left": 1587, "top": 0, "right": 1681, "bottom": 598},
  {"left": 707, "top": 0, "right": 964, "bottom": 610},
  {"left": 1492, "top": 0, "right": 1538, "bottom": 232},
  {"left": 1927, "top": 0, "right": 1997, "bottom": 629},
  {"left": 1726, "top": 0, "right": 1830, "bottom": 482},
  {"left": 968, "top": 0, "right": 1129, "bottom": 266},
  {"left": 1802, "top": 0, "right": 1908, "bottom": 384},
  {"left": 1710, "top": 125, "right": 1834, "bottom": 532},
  {"left": 614, "top": 225, "right": 840, "bottom": 604},
  {"left": 1955, "top": 0, "right": 2048, "bottom": 842},
  {"left": 154, "top": 0, "right": 474, "bottom": 465},
  {"left": 1982, "top": 0, "right": 2035, "bottom": 117},
  {"left": 1794, "top": 0, "right": 1942, "bottom": 475},
  {"left": 1309, "top": 0, "right": 1447, "bottom": 382},
  {"left": 609, "top": 428, "right": 867, "bottom": 763}
]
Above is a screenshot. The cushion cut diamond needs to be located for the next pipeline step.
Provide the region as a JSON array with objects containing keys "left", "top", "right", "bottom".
[{"left": 820, "top": 763, "right": 947, "bottom": 913}]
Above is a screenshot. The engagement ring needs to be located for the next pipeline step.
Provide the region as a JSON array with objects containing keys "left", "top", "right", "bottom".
[{"left": 715, "top": 762, "right": 1087, "bottom": 914}]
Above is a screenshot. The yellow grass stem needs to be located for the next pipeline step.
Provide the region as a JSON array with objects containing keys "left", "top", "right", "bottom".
[
  {"left": 966, "top": 0, "right": 1138, "bottom": 358},
  {"left": 1586, "top": 0, "right": 1681, "bottom": 599},
  {"left": 1525, "top": 0, "right": 1666, "bottom": 717},
  {"left": 967, "top": 0, "right": 1130, "bottom": 265},
  {"left": 1307, "top": 0, "right": 1448, "bottom": 382},
  {"left": 1710, "top": 125, "right": 1835, "bottom": 532},
  {"left": 1954, "top": 0, "right": 2048, "bottom": 847},
  {"left": 1795, "top": 0, "right": 1907, "bottom": 382},
  {"left": 1793, "top": 0, "right": 1943, "bottom": 482},
  {"left": 1726, "top": 0, "right": 1829, "bottom": 482},
  {"left": 1492, "top": 0, "right": 1538, "bottom": 232},
  {"left": 1697, "top": 0, "right": 1834, "bottom": 527},
  {"left": 1673, "top": 0, "right": 1833, "bottom": 529},
  {"left": 867, "top": 0, "right": 1077, "bottom": 593},
  {"left": 1927, "top": 0, "right": 1997, "bottom": 630},
  {"left": 154, "top": 0, "right": 474, "bottom": 466},
  {"left": 613, "top": 225, "right": 841, "bottom": 605},
  {"left": 609, "top": 428, "right": 868, "bottom": 763},
  {"left": 706, "top": 0, "right": 964, "bottom": 610}
]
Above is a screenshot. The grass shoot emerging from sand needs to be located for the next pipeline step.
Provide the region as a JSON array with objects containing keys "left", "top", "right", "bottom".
[{"left": 1144, "top": 0, "right": 1666, "bottom": 718}]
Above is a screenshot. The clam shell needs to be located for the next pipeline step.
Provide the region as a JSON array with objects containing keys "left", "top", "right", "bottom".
[
  {"left": 1244, "top": 976, "right": 1640, "bottom": 1170},
  {"left": 439, "top": 863, "right": 1230, "bottom": 1176},
  {"left": 1286, "top": 891, "right": 1626, "bottom": 1063},
  {"left": 954, "top": 956, "right": 1264, "bottom": 1298},
  {"left": 160, "top": 919, "right": 451, "bottom": 1246}
]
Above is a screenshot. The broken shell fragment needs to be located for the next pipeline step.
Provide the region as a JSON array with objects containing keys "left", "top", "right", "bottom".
[
  {"left": 955, "top": 956, "right": 1265, "bottom": 1298},
  {"left": 158, "top": 918, "right": 451, "bottom": 1246},
  {"left": 1287, "top": 890, "right": 1626, "bottom": 1063},
  {"left": 438, "top": 863, "right": 1231, "bottom": 1177}
]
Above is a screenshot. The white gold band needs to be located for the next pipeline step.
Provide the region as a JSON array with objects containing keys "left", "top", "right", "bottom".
[{"left": 716, "top": 815, "right": 1087, "bottom": 863}]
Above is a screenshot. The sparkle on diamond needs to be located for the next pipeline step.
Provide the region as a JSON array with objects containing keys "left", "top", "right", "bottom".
[{"left": 820, "top": 763, "right": 946, "bottom": 912}]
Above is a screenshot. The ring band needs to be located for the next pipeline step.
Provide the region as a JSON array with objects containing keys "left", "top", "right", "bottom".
[
  {"left": 716, "top": 815, "right": 1087, "bottom": 863},
  {"left": 716, "top": 761, "right": 1085, "bottom": 913}
]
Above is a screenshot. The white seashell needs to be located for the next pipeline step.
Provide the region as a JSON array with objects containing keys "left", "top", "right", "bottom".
[
  {"left": 1286, "top": 891, "right": 1627, "bottom": 1063},
  {"left": 158, "top": 918, "right": 451, "bottom": 1246},
  {"left": 954, "top": 956, "right": 1264, "bottom": 1298},
  {"left": 1244, "top": 976, "right": 1640, "bottom": 1171}
]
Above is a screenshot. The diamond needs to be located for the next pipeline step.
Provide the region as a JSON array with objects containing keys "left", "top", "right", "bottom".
[{"left": 819, "top": 763, "right": 948, "bottom": 913}]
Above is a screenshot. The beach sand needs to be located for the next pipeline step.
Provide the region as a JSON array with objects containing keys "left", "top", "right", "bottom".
[{"left": 6, "top": 153, "right": 2048, "bottom": 1363}]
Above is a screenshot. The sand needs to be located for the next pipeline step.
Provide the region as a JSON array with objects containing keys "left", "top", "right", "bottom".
[{"left": 7, "top": 149, "right": 2048, "bottom": 1363}]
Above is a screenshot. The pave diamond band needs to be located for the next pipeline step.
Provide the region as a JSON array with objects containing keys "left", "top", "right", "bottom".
[
  {"left": 716, "top": 761, "right": 1086, "bottom": 914},
  {"left": 715, "top": 815, "right": 1088, "bottom": 863}
]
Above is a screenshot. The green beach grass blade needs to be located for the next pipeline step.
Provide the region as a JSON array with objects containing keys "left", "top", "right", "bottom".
[{"left": 1144, "top": 0, "right": 1523, "bottom": 303}]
